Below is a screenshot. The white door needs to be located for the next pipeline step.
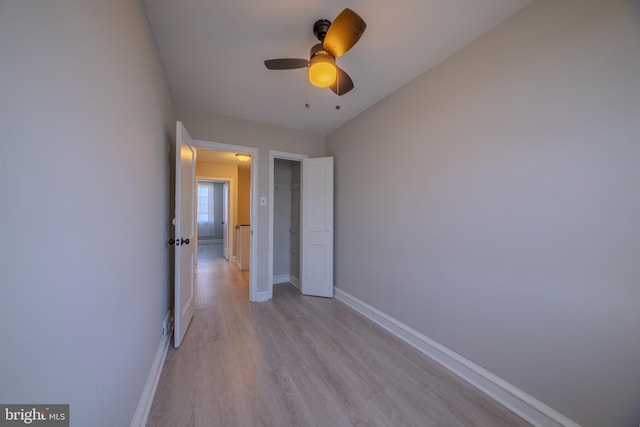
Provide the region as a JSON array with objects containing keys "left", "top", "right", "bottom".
[
  {"left": 301, "top": 157, "right": 334, "bottom": 297},
  {"left": 222, "top": 182, "right": 229, "bottom": 260},
  {"left": 174, "top": 121, "right": 196, "bottom": 348}
]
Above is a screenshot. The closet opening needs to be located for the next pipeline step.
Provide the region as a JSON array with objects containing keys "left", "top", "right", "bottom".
[
  {"left": 268, "top": 151, "right": 334, "bottom": 300},
  {"left": 272, "top": 158, "right": 301, "bottom": 293}
]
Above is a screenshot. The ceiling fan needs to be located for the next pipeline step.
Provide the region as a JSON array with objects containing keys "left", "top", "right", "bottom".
[{"left": 264, "top": 8, "right": 366, "bottom": 96}]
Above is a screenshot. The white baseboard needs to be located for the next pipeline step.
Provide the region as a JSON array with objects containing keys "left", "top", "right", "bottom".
[
  {"left": 334, "top": 288, "right": 580, "bottom": 427},
  {"left": 290, "top": 275, "right": 300, "bottom": 290},
  {"left": 198, "top": 239, "right": 222, "bottom": 245},
  {"left": 272, "top": 275, "right": 299, "bottom": 290},
  {"left": 130, "top": 314, "right": 171, "bottom": 427},
  {"left": 254, "top": 291, "right": 270, "bottom": 303},
  {"left": 273, "top": 274, "right": 290, "bottom": 284}
]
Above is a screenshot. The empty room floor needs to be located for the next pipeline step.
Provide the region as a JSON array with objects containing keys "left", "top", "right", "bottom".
[{"left": 147, "top": 244, "right": 530, "bottom": 426}]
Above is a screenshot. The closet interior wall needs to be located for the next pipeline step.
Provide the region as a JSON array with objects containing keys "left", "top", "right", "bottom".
[{"left": 273, "top": 159, "right": 301, "bottom": 288}]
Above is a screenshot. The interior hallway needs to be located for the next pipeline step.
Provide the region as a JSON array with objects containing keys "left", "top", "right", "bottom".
[{"left": 146, "top": 244, "right": 530, "bottom": 426}]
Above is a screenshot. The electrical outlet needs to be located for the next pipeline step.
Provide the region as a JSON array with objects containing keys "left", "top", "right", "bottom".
[
  {"left": 162, "top": 311, "right": 171, "bottom": 337},
  {"left": 162, "top": 320, "right": 168, "bottom": 336}
]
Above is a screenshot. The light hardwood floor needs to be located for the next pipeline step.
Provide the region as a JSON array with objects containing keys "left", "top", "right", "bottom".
[{"left": 147, "top": 244, "right": 530, "bottom": 427}]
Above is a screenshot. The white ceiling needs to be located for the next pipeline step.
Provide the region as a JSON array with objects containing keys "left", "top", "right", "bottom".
[{"left": 144, "top": 0, "right": 532, "bottom": 135}]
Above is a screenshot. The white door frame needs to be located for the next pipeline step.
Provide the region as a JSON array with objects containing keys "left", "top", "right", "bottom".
[
  {"left": 193, "top": 139, "right": 259, "bottom": 302},
  {"left": 195, "top": 177, "right": 232, "bottom": 263},
  {"left": 268, "top": 150, "right": 308, "bottom": 300}
]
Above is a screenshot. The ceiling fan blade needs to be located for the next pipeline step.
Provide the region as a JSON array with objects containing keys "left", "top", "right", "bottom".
[
  {"left": 264, "top": 58, "right": 308, "bottom": 70},
  {"left": 330, "top": 67, "right": 354, "bottom": 96},
  {"left": 323, "top": 8, "right": 366, "bottom": 58}
]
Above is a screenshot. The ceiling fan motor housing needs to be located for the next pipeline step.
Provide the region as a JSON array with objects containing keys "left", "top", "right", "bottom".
[{"left": 313, "top": 19, "right": 332, "bottom": 41}]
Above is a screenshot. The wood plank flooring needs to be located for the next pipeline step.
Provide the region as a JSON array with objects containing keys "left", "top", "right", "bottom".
[{"left": 147, "top": 244, "right": 530, "bottom": 427}]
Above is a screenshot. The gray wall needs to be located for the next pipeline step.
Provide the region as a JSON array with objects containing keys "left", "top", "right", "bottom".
[
  {"left": 326, "top": 0, "right": 640, "bottom": 425},
  {"left": 0, "top": 1, "right": 173, "bottom": 426},
  {"left": 175, "top": 108, "right": 325, "bottom": 294}
]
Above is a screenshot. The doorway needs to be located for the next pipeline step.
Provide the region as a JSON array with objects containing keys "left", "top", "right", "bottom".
[
  {"left": 191, "top": 141, "right": 259, "bottom": 302},
  {"left": 268, "top": 151, "right": 307, "bottom": 299},
  {"left": 195, "top": 179, "right": 229, "bottom": 264}
]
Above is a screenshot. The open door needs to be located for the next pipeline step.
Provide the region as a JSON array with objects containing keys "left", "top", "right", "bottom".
[
  {"left": 174, "top": 122, "right": 196, "bottom": 348},
  {"left": 301, "top": 157, "right": 334, "bottom": 297}
]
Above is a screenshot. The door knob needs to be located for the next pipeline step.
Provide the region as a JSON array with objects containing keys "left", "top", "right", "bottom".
[{"left": 167, "top": 238, "right": 190, "bottom": 246}]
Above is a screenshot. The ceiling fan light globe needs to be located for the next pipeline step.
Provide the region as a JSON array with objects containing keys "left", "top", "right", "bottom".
[{"left": 308, "top": 55, "right": 336, "bottom": 88}]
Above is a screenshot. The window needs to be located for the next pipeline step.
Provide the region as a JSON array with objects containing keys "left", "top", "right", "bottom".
[{"left": 197, "top": 182, "right": 215, "bottom": 237}]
